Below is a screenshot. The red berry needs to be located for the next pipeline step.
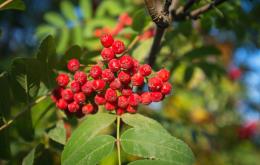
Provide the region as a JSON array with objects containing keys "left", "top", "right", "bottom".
[
  {"left": 161, "top": 82, "right": 172, "bottom": 95},
  {"left": 101, "top": 48, "right": 115, "bottom": 61},
  {"left": 74, "top": 71, "right": 87, "bottom": 85},
  {"left": 131, "top": 58, "right": 139, "bottom": 74},
  {"left": 126, "top": 105, "right": 137, "bottom": 113},
  {"left": 56, "top": 99, "right": 68, "bottom": 110},
  {"left": 150, "top": 92, "right": 163, "bottom": 102},
  {"left": 61, "top": 89, "right": 74, "bottom": 102},
  {"left": 112, "top": 40, "right": 125, "bottom": 54},
  {"left": 92, "top": 79, "right": 106, "bottom": 92},
  {"left": 68, "top": 101, "right": 80, "bottom": 112},
  {"left": 148, "top": 77, "right": 163, "bottom": 91},
  {"left": 128, "top": 93, "right": 141, "bottom": 106},
  {"left": 94, "top": 94, "right": 106, "bottom": 105},
  {"left": 67, "top": 58, "right": 80, "bottom": 72},
  {"left": 120, "top": 55, "right": 133, "bottom": 70},
  {"left": 70, "top": 80, "right": 81, "bottom": 93},
  {"left": 116, "top": 108, "right": 125, "bottom": 115},
  {"left": 141, "top": 92, "right": 152, "bottom": 105},
  {"left": 122, "top": 87, "right": 132, "bottom": 97},
  {"left": 51, "top": 87, "right": 63, "bottom": 102},
  {"left": 102, "top": 69, "right": 115, "bottom": 82},
  {"left": 105, "top": 102, "right": 116, "bottom": 111},
  {"left": 73, "top": 92, "right": 86, "bottom": 104},
  {"left": 157, "top": 69, "right": 170, "bottom": 82},
  {"left": 105, "top": 88, "right": 118, "bottom": 102},
  {"left": 56, "top": 73, "right": 70, "bottom": 87},
  {"left": 139, "top": 64, "right": 152, "bottom": 77},
  {"left": 110, "top": 78, "right": 122, "bottom": 90},
  {"left": 131, "top": 73, "right": 144, "bottom": 86},
  {"left": 81, "top": 81, "right": 93, "bottom": 96},
  {"left": 82, "top": 103, "right": 95, "bottom": 114},
  {"left": 118, "top": 71, "right": 131, "bottom": 84},
  {"left": 118, "top": 96, "right": 128, "bottom": 108},
  {"left": 108, "top": 59, "right": 120, "bottom": 72},
  {"left": 100, "top": 34, "right": 114, "bottom": 47},
  {"left": 90, "top": 65, "right": 102, "bottom": 79}
]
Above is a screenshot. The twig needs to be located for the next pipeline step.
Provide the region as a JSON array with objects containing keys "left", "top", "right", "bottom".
[
  {"left": 190, "top": 0, "right": 226, "bottom": 19},
  {"left": 175, "top": 0, "right": 227, "bottom": 21},
  {"left": 122, "top": 35, "right": 139, "bottom": 55},
  {"left": 0, "top": 94, "right": 48, "bottom": 132},
  {"left": 147, "top": 27, "right": 165, "bottom": 67},
  {"left": 0, "top": 0, "right": 13, "bottom": 9}
]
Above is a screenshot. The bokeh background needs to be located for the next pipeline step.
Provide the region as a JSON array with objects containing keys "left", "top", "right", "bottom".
[{"left": 0, "top": 0, "right": 260, "bottom": 164}]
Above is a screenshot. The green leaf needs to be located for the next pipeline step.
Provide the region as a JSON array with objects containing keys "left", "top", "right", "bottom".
[
  {"left": 22, "top": 145, "right": 44, "bottom": 165},
  {"left": 183, "top": 66, "right": 194, "bottom": 83},
  {"left": 72, "top": 26, "right": 83, "bottom": 46},
  {"left": 35, "top": 25, "right": 56, "bottom": 38},
  {"left": 196, "top": 62, "right": 226, "bottom": 79},
  {"left": 121, "top": 113, "right": 169, "bottom": 135},
  {"left": 61, "top": 1, "right": 77, "bottom": 21},
  {"left": 132, "top": 9, "right": 148, "bottom": 32},
  {"left": 22, "top": 147, "right": 36, "bottom": 165},
  {"left": 62, "top": 135, "right": 115, "bottom": 165},
  {"left": 121, "top": 128, "right": 195, "bottom": 165},
  {"left": 48, "top": 120, "right": 66, "bottom": 145},
  {"left": 132, "top": 38, "right": 153, "bottom": 62},
  {"left": 15, "top": 104, "right": 34, "bottom": 141},
  {"left": 0, "top": 72, "right": 11, "bottom": 118},
  {"left": 0, "top": 0, "right": 25, "bottom": 11},
  {"left": 96, "top": 1, "right": 123, "bottom": 17},
  {"left": 57, "top": 27, "right": 70, "bottom": 54},
  {"left": 11, "top": 58, "right": 42, "bottom": 102},
  {"left": 62, "top": 113, "right": 116, "bottom": 163},
  {"left": 80, "top": 0, "right": 92, "bottom": 19},
  {"left": 182, "top": 46, "right": 221, "bottom": 60},
  {"left": 37, "top": 35, "right": 57, "bottom": 89},
  {"left": 0, "top": 118, "right": 11, "bottom": 159},
  {"left": 44, "top": 12, "right": 66, "bottom": 27},
  {"left": 128, "top": 160, "right": 169, "bottom": 165}
]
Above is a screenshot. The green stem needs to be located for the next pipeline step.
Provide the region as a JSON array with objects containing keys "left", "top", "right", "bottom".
[{"left": 116, "top": 115, "right": 121, "bottom": 165}]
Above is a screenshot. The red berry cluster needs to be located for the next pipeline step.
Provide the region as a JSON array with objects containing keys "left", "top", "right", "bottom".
[{"left": 51, "top": 34, "right": 172, "bottom": 116}]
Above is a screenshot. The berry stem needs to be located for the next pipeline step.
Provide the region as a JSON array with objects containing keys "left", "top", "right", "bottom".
[{"left": 116, "top": 115, "right": 122, "bottom": 165}]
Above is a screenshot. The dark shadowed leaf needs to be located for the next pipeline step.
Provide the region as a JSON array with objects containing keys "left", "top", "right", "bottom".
[
  {"left": 182, "top": 46, "right": 221, "bottom": 60},
  {"left": 0, "top": 118, "right": 11, "bottom": 159},
  {"left": 37, "top": 35, "right": 57, "bottom": 89},
  {"left": 0, "top": 72, "right": 11, "bottom": 118},
  {"left": 11, "top": 58, "right": 42, "bottom": 102},
  {"left": 184, "top": 66, "right": 194, "bottom": 83},
  {"left": 132, "top": 9, "right": 148, "bottom": 32}
]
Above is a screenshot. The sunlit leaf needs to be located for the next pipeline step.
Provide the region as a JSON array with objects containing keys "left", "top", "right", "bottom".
[
  {"left": 121, "top": 128, "right": 195, "bottom": 165},
  {"left": 62, "top": 135, "right": 115, "bottom": 165},
  {"left": 48, "top": 120, "right": 66, "bottom": 145},
  {"left": 44, "top": 12, "right": 66, "bottom": 27},
  {"left": 62, "top": 113, "right": 116, "bottom": 163}
]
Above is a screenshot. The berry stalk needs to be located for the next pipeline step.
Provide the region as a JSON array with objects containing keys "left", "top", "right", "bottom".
[{"left": 116, "top": 115, "right": 122, "bottom": 165}]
